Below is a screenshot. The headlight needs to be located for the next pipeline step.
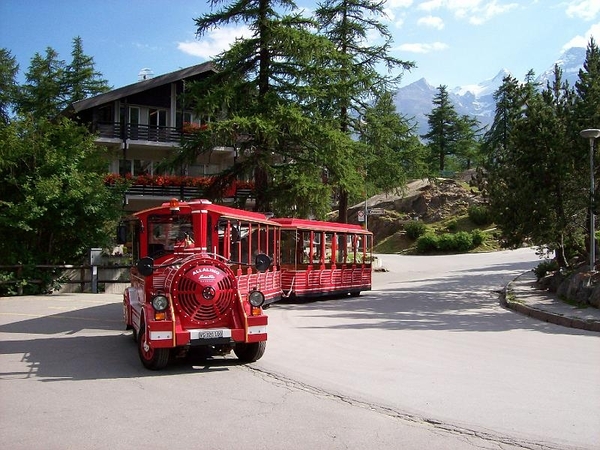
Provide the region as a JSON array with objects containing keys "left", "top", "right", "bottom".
[
  {"left": 248, "top": 290, "right": 265, "bottom": 307},
  {"left": 152, "top": 294, "right": 169, "bottom": 311}
]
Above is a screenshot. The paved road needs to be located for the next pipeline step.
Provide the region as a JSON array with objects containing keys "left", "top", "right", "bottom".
[
  {"left": 259, "top": 249, "right": 600, "bottom": 450},
  {"left": 1, "top": 248, "right": 598, "bottom": 449}
]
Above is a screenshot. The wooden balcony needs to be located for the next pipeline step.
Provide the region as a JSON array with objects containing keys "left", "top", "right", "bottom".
[
  {"left": 95, "top": 122, "right": 188, "bottom": 144},
  {"left": 105, "top": 174, "right": 255, "bottom": 201}
]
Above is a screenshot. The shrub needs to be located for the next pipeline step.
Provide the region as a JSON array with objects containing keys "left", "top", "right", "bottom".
[
  {"left": 453, "top": 231, "right": 473, "bottom": 252},
  {"left": 446, "top": 219, "right": 458, "bottom": 232},
  {"left": 437, "top": 233, "right": 456, "bottom": 251},
  {"left": 471, "top": 229, "right": 485, "bottom": 247},
  {"left": 468, "top": 204, "right": 491, "bottom": 226},
  {"left": 416, "top": 233, "right": 439, "bottom": 253},
  {"left": 533, "top": 260, "right": 559, "bottom": 281},
  {"left": 415, "top": 230, "right": 484, "bottom": 254},
  {"left": 404, "top": 220, "right": 427, "bottom": 240}
]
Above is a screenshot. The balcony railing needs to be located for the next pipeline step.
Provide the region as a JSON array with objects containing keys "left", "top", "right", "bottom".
[
  {"left": 95, "top": 122, "right": 186, "bottom": 144},
  {"left": 105, "top": 174, "right": 255, "bottom": 200}
]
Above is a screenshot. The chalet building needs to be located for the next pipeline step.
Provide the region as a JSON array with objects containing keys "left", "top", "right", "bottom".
[{"left": 64, "top": 62, "right": 252, "bottom": 212}]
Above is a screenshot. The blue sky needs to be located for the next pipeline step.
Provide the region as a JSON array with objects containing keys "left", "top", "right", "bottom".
[{"left": 1, "top": 0, "right": 599, "bottom": 90}]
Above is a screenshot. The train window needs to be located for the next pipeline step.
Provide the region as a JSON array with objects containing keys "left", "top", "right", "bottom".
[
  {"left": 324, "top": 232, "right": 334, "bottom": 264},
  {"left": 148, "top": 214, "right": 193, "bottom": 257},
  {"left": 280, "top": 230, "right": 296, "bottom": 264},
  {"left": 301, "top": 231, "right": 312, "bottom": 264}
]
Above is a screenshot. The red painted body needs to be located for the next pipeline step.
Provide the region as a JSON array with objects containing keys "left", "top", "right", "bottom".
[
  {"left": 273, "top": 218, "right": 373, "bottom": 300},
  {"left": 121, "top": 199, "right": 279, "bottom": 369}
]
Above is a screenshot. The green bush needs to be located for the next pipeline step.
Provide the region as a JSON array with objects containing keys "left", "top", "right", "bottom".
[
  {"left": 533, "top": 260, "right": 559, "bottom": 280},
  {"left": 437, "top": 233, "right": 456, "bottom": 251},
  {"left": 416, "top": 233, "right": 438, "bottom": 253},
  {"left": 415, "top": 230, "right": 482, "bottom": 254},
  {"left": 453, "top": 231, "right": 473, "bottom": 252},
  {"left": 404, "top": 220, "right": 427, "bottom": 240},
  {"left": 471, "top": 229, "right": 485, "bottom": 246},
  {"left": 446, "top": 219, "right": 458, "bottom": 232},
  {"left": 468, "top": 204, "right": 491, "bottom": 226}
]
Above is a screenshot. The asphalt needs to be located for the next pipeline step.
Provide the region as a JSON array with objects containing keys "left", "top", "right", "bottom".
[{"left": 504, "top": 270, "right": 600, "bottom": 332}]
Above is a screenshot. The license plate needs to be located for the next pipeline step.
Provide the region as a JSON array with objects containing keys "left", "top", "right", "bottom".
[{"left": 197, "top": 330, "right": 223, "bottom": 339}]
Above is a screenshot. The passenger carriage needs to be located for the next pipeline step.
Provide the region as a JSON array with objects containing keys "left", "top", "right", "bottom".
[{"left": 272, "top": 218, "right": 373, "bottom": 299}]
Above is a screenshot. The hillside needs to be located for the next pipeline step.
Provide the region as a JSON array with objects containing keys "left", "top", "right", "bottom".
[{"left": 345, "top": 174, "right": 489, "bottom": 253}]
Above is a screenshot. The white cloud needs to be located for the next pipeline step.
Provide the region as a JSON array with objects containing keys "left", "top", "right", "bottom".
[
  {"left": 396, "top": 41, "right": 449, "bottom": 53},
  {"left": 417, "top": 15, "right": 445, "bottom": 29},
  {"left": 177, "top": 26, "right": 252, "bottom": 59},
  {"left": 417, "top": 0, "right": 519, "bottom": 24},
  {"left": 387, "top": 0, "right": 414, "bottom": 8},
  {"left": 566, "top": 0, "right": 600, "bottom": 21},
  {"left": 562, "top": 22, "right": 600, "bottom": 51}
]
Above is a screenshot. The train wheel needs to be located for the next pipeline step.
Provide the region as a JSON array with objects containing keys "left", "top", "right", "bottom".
[
  {"left": 137, "top": 322, "right": 169, "bottom": 370},
  {"left": 234, "top": 341, "right": 266, "bottom": 362}
]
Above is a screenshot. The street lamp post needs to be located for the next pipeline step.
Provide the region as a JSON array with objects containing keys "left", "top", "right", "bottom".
[{"left": 580, "top": 128, "right": 600, "bottom": 272}]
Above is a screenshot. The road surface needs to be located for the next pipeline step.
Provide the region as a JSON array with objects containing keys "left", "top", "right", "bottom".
[{"left": 0, "top": 248, "right": 598, "bottom": 449}]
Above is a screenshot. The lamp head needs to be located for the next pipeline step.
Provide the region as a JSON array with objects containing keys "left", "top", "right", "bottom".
[{"left": 580, "top": 129, "right": 600, "bottom": 139}]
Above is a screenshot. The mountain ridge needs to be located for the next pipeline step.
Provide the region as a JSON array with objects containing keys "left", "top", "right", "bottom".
[{"left": 395, "top": 46, "right": 586, "bottom": 136}]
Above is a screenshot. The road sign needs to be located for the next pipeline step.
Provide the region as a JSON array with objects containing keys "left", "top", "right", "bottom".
[
  {"left": 368, "top": 208, "right": 384, "bottom": 215},
  {"left": 357, "top": 210, "right": 365, "bottom": 222}
]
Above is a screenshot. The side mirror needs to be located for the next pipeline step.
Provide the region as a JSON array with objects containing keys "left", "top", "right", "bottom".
[
  {"left": 136, "top": 257, "right": 154, "bottom": 277},
  {"left": 116, "top": 224, "right": 128, "bottom": 244},
  {"left": 254, "top": 253, "right": 272, "bottom": 273}
]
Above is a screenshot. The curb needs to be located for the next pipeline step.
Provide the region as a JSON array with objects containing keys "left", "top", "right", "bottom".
[{"left": 502, "top": 273, "right": 600, "bottom": 333}]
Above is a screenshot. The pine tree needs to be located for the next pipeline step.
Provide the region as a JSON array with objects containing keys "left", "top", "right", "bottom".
[
  {"left": 0, "top": 48, "right": 19, "bottom": 125},
  {"left": 422, "top": 86, "right": 459, "bottom": 172},
  {"left": 66, "top": 36, "right": 110, "bottom": 102},
  {"left": 314, "top": 0, "right": 415, "bottom": 222},
  {"left": 17, "top": 47, "right": 66, "bottom": 119},
  {"left": 486, "top": 66, "right": 586, "bottom": 267},
  {"left": 360, "top": 91, "right": 426, "bottom": 194},
  {"left": 189, "top": 0, "right": 353, "bottom": 214}
]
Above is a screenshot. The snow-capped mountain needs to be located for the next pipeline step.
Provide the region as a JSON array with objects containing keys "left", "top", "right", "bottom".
[
  {"left": 394, "top": 47, "right": 586, "bottom": 137},
  {"left": 536, "top": 46, "right": 586, "bottom": 88}
]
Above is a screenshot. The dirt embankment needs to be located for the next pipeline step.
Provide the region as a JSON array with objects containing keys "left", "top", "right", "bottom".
[{"left": 345, "top": 176, "right": 485, "bottom": 245}]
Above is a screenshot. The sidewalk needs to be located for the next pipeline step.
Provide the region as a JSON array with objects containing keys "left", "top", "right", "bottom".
[{"left": 504, "top": 271, "right": 600, "bottom": 332}]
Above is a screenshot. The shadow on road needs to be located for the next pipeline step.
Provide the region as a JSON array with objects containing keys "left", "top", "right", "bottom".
[
  {"left": 0, "top": 303, "right": 247, "bottom": 381},
  {"left": 272, "top": 260, "right": 588, "bottom": 336}
]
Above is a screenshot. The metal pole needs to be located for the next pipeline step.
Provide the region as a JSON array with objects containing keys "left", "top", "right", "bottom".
[
  {"left": 579, "top": 129, "right": 600, "bottom": 272},
  {"left": 364, "top": 190, "right": 368, "bottom": 230},
  {"left": 590, "top": 137, "right": 596, "bottom": 272}
]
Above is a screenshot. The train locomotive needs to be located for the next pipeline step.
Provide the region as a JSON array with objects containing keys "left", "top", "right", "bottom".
[{"left": 118, "top": 199, "right": 281, "bottom": 370}]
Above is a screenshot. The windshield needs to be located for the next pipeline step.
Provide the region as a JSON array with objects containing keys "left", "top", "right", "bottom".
[{"left": 147, "top": 214, "right": 193, "bottom": 257}]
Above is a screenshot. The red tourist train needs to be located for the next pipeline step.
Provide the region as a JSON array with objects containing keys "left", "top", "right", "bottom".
[{"left": 118, "top": 199, "right": 372, "bottom": 370}]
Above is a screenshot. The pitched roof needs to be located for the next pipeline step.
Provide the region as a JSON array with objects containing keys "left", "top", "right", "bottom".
[{"left": 66, "top": 61, "right": 216, "bottom": 114}]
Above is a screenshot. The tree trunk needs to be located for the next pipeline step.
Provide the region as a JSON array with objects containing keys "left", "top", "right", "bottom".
[
  {"left": 338, "top": 188, "right": 348, "bottom": 223},
  {"left": 253, "top": 165, "right": 270, "bottom": 213}
]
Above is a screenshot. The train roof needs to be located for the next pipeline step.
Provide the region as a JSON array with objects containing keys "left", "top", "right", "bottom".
[
  {"left": 271, "top": 217, "right": 371, "bottom": 234},
  {"left": 131, "top": 199, "right": 278, "bottom": 225}
]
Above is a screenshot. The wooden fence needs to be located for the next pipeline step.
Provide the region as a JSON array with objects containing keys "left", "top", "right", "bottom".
[{"left": 0, "top": 264, "right": 131, "bottom": 295}]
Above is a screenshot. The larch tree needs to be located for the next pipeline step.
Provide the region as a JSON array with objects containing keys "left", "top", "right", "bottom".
[
  {"left": 66, "top": 36, "right": 111, "bottom": 102},
  {"left": 422, "top": 85, "right": 459, "bottom": 173},
  {"left": 574, "top": 38, "right": 600, "bottom": 262},
  {"left": 485, "top": 66, "right": 586, "bottom": 267},
  {"left": 188, "top": 0, "right": 349, "bottom": 215},
  {"left": 314, "top": 0, "right": 415, "bottom": 223},
  {"left": 17, "top": 47, "right": 66, "bottom": 120},
  {"left": 360, "top": 91, "right": 426, "bottom": 195},
  {"left": 0, "top": 48, "right": 19, "bottom": 125}
]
